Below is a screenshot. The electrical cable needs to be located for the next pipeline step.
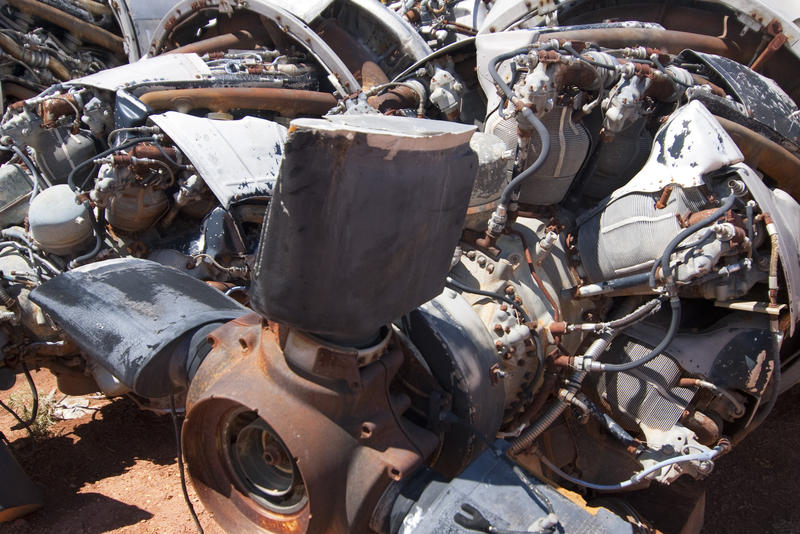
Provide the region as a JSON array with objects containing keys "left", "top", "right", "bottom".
[
  {"left": 68, "top": 207, "right": 104, "bottom": 269},
  {"left": 0, "top": 398, "right": 33, "bottom": 438},
  {"left": 18, "top": 363, "right": 37, "bottom": 429},
  {"left": 445, "top": 277, "right": 530, "bottom": 322},
  {"left": 169, "top": 391, "right": 205, "bottom": 534},
  {"left": 391, "top": 37, "right": 476, "bottom": 83},
  {"left": 562, "top": 43, "right": 617, "bottom": 71},
  {"left": 651, "top": 55, "right": 693, "bottom": 88},
  {"left": 472, "top": 0, "right": 481, "bottom": 31}
]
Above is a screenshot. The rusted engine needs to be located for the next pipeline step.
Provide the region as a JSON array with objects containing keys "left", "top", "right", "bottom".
[{"left": 2, "top": 1, "right": 800, "bottom": 533}]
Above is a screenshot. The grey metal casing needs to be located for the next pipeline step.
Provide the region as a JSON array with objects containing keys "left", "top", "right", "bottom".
[{"left": 251, "top": 115, "right": 478, "bottom": 342}]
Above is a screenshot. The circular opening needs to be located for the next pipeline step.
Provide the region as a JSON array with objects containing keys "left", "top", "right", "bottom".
[{"left": 222, "top": 409, "right": 308, "bottom": 514}]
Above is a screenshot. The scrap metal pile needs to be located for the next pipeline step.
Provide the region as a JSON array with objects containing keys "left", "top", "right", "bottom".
[{"left": 1, "top": 1, "right": 799, "bottom": 532}]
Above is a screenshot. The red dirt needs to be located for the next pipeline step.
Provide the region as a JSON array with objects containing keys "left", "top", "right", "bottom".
[
  {"left": 0, "top": 370, "right": 223, "bottom": 534},
  {"left": 1, "top": 369, "right": 798, "bottom": 533}
]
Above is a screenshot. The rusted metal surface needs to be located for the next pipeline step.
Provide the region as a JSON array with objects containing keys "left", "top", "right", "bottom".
[
  {"left": 5, "top": 0, "right": 125, "bottom": 56},
  {"left": 38, "top": 94, "right": 78, "bottom": 127},
  {"left": 131, "top": 142, "right": 178, "bottom": 163},
  {"left": 147, "top": 0, "right": 360, "bottom": 95},
  {"left": 0, "top": 32, "right": 71, "bottom": 81},
  {"left": 138, "top": 88, "right": 338, "bottom": 116},
  {"left": 714, "top": 114, "right": 800, "bottom": 201},
  {"left": 183, "top": 315, "right": 438, "bottom": 533},
  {"left": 165, "top": 30, "right": 256, "bottom": 55},
  {"left": 315, "top": 19, "right": 389, "bottom": 91},
  {"left": 539, "top": 27, "right": 740, "bottom": 59},
  {"left": 750, "top": 19, "right": 788, "bottom": 72}
]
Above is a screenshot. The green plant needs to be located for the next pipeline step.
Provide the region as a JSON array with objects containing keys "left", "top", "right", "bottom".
[{"left": 7, "top": 388, "right": 56, "bottom": 438}]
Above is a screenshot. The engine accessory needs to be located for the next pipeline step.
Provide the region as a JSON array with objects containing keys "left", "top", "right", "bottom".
[
  {"left": 251, "top": 114, "right": 478, "bottom": 344},
  {"left": 28, "top": 184, "right": 94, "bottom": 256},
  {"left": 106, "top": 185, "right": 169, "bottom": 233}
]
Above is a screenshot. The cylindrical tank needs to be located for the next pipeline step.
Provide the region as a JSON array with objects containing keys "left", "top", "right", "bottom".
[
  {"left": 251, "top": 114, "right": 477, "bottom": 344},
  {"left": 28, "top": 184, "right": 94, "bottom": 256}
]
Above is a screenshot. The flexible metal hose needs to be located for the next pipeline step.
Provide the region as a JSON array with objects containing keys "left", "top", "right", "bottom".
[{"left": 508, "top": 333, "right": 614, "bottom": 454}]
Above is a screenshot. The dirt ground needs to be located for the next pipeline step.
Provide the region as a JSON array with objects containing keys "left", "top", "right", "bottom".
[{"left": 1, "top": 369, "right": 798, "bottom": 534}]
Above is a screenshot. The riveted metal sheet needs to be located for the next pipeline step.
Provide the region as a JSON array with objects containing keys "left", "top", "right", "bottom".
[{"left": 150, "top": 111, "right": 287, "bottom": 208}]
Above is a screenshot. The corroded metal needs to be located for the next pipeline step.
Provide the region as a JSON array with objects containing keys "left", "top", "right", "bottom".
[{"left": 183, "top": 314, "right": 438, "bottom": 533}]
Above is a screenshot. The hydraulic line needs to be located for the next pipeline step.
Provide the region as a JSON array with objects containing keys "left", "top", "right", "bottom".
[
  {"left": 555, "top": 298, "right": 661, "bottom": 334},
  {"left": 508, "top": 333, "right": 614, "bottom": 455},
  {"left": 536, "top": 442, "right": 727, "bottom": 491},
  {"left": 679, "top": 378, "right": 746, "bottom": 417},
  {"left": 580, "top": 296, "right": 681, "bottom": 373}
]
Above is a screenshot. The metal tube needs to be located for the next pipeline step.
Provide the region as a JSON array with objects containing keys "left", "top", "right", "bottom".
[
  {"left": 165, "top": 31, "right": 256, "bottom": 56},
  {"left": 6, "top": 0, "right": 125, "bottom": 55},
  {"left": 508, "top": 333, "right": 614, "bottom": 454},
  {"left": 540, "top": 27, "right": 738, "bottom": 59},
  {"left": 0, "top": 32, "right": 71, "bottom": 81},
  {"left": 138, "top": 88, "right": 338, "bottom": 116}
]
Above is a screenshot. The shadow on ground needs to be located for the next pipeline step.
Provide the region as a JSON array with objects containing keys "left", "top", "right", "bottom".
[{"left": 4, "top": 397, "right": 175, "bottom": 533}]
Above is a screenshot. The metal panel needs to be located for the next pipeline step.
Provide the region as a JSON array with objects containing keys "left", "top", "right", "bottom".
[
  {"left": 682, "top": 51, "right": 800, "bottom": 146},
  {"left": 65, "top": 54, "right": 210, "bottom": 91},
  {"left": 251, "top": 114, "right": 478, "bottom": 342},
  {"left": 149, "top": 112, "right": 287, "bottom": 208},
  {"left": 396, "top": 443, "right": 635, "bottom": 534},
  {"left": 30, "top": 259, "right": 247, "bottom": 398}
]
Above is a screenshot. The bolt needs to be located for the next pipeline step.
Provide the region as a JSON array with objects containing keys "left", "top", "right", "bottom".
[
  {"left": 493, "top": 368, "right": 508, "bottom": 379},
  {"left": 505, "top": 326, "right": 511, "bottom": 333},
  {"left": 487, "top": 263, "right": 495, "bottom": 274},
  {"left": 494, "top": 323, "right": 504, "bottom": 334},
  {"left": 466, "top": 250, "right": 476, "bottom": 260},
  {"left": 505, "top": 285, "right": 515, "bottom": 295},
  {"left": 495, "top": 340, "right": 504, "bottom": 349},
  {"left": 500, "top": 304, "right": 508, "bottom": 312},
  {"left": 477, "top": 256, "right": 487, "bottom": 267}
]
